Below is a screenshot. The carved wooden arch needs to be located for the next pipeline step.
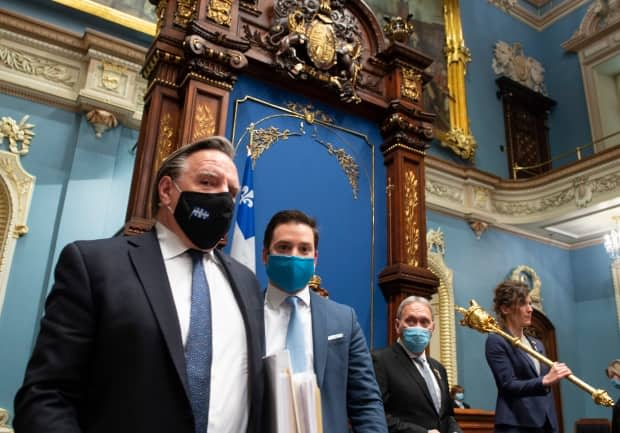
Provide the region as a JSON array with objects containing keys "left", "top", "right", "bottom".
[
  {"left": 341, "top": 0, "right": 388, "bottom": 55},
  {"left": 0, "top": 150, "right": 35, "bottom": 317},
  {"left": 525, "top": 309, "right": 565, "bottom": 433},
  {"left": 427, "top": 228, "right": 458, "bottom": 387}
]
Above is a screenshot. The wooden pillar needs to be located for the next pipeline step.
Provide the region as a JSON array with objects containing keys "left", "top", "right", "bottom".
[
  {"left": 124, "top": 0, "right": 247, "bottom": 234},
  {"left": 377, "top": 43, "right": 440, "bottom": 343}
]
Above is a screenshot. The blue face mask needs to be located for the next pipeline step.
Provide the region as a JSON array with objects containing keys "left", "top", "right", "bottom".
[
  {"left": 455, "top": 392, "right": 464, "bottom": 401},
  {"left": 266, "top": 255, "right": 315, "bottom": 293},
  {"left": 401, "top": 326, "right": 431, "bottom": 353},
  {"left": 611, "top": 377, "right": 620, "bottom": 389}
]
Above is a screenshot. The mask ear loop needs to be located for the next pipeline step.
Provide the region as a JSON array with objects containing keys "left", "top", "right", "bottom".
[{"left": 166, "top": 180, "right": 183, "bottom": 214}]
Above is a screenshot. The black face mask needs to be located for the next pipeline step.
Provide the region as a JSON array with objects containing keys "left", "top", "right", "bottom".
[{"left": 173, "top": 190, "right": 234, "bottom": 250}]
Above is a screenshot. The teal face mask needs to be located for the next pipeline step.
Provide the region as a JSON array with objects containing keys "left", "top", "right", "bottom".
[
  {"left": 266, "top": 255, "right": 315, "bottom": 293},
  {"left": 402, "top": 326, "right": 431, "bottom": 353},
  {"left": 455, "top": 392, "right": 464, "bottom": 401},
  {"left": 611, "top": 377, "right": 620, "bottom": 389}
]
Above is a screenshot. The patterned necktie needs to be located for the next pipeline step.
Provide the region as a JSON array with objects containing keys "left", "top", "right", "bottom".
[
  {"left": 285, "top": 296, "right": 306, "bottom": 373},
  {"left": 414, "top": 357, "right": 441, "bottom": 413},
  {"left": 186, "top": 250, "right": 212, "bottom": 433}
]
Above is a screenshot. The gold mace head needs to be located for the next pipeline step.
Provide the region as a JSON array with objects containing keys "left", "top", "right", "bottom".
[
  {"left": 455, "top": 300, "right": 501, "bottom": 334},
  {"left": 592, "top": 389, "right": 615, "bottom": 407}
]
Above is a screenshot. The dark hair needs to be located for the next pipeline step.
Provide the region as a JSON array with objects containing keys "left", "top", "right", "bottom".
[
  {"left": 607, "top": 359, "right": 620, "bottom": 378},
  {"left": 492, "top": 279, "right": 530, "bottom": 324},
  {"left": 150, "top": 136, "right": 235, "bottom": 215},
  {"left": 450, "top": 385, "right": 464, "bottom": 398},
  {"left": 263, "top": 210, "right": 319, "bottom": 250}
]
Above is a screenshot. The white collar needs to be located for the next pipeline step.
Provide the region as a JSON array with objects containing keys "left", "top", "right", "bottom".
[
  {"left": 265, "top": 283, "right": 311, "bottom": 309},
  {"left": 155, "top": 222, "right": 217, "bottom": 262}
]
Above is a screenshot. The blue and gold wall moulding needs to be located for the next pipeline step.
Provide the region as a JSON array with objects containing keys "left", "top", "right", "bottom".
[
  {"left": 242, "top": 0, "right": 364, "bottom": 104},
  {"left": 229, "top": 90, "right": 381, "bottom": 345}
]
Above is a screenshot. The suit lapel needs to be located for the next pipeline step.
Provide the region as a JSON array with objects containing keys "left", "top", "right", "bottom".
[
  {"left": 515, "top": 336, "right": 539, "bottom": 377},
  {"left": 310, "top": 291, "right": 328, "bottom": 389},
  {"left": 128, "top": 231, "right": 189, "bottom": 398},
  {"left": 392, "top": 344, "right": 437, "bottom": 413}
]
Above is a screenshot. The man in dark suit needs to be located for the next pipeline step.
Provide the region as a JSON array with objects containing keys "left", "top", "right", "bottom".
[
  {"left": 262, "top": 209, "right": 387, "bottom": 433},
  {"left": 14, "top": 137, "right": 264, "bottom": 433},
  {"left": 372, "top": 296, "right": 462, "bottom": 433}
]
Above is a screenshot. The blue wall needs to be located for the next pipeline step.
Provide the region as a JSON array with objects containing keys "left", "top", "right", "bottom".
[
  {"left": 0, "top": 93, "right": 137, "bottom": 415},
  {"left": 427, "top": 209, "right": 620, "bottom": 430},
  {"left": 429, "top": 0, "right": 592, "bottom": 177},
  {"left": 226, "top": 75, "right": 388, "bottom": 350},
  {"left": 571, "top": 245, "right": 620, "bottom": 420}
]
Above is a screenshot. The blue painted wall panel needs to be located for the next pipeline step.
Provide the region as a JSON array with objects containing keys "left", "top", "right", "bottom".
[
  {"left": 0, "top": 94, "right": 135, "bottom": 415},
  {"left": 227, "top": 75, "right": 388, "bottom": 349},
  {"left": 425, "top": 210, "right": 584, "bottom": 428}
]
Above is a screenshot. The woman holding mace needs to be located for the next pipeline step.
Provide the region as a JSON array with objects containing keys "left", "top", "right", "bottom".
[{"left": 485, "top": 280, "right": 572, "bottom": 433}]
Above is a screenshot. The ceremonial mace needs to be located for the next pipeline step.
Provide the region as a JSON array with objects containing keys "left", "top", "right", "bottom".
[{"left": 455, "top": 300, "right": 614, "bottom": 407}]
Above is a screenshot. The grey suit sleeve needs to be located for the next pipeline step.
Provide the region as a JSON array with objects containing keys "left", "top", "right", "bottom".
[
  {"left": 346, "top": 309, "right": 389, "bottom": 433},
  {"left": 14, "top": 242, "right": 93, "bottom": 433},
  {"left": 371, "top": 352, "right": 428, "bottom": 433}
]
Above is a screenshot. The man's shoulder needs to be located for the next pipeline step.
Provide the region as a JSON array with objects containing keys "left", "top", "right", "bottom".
[
  {"left": 67, "top": 230, "right": 156, "bottom": 259},
  {"left": 371, "top": 343, "right": 400, "bottom": 360},
  {"left": 312, "top": 294, "right": 354, "bottom": 317}
]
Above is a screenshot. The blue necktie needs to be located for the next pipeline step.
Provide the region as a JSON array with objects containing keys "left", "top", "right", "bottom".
[
  {"left": 186, "top": 250, "right": 212, "bottom": 433},
  {"left": 285, "top": 296, "right": 306, "bottom": 373}
]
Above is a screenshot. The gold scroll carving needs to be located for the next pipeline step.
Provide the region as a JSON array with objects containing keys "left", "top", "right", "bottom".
[
  {"left": 191, "top": 103, "right": 215, "bottom": 142},
  {"left": 404, "top": 169, "right": 420, "bottom": 267},
  {"left": 206, "top": 0, "right": 233, "bottom": 27}
]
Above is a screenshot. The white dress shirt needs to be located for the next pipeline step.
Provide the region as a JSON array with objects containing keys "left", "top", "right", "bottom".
[
  {"left": 264, "top": 283, "right": 314, "bottom": 370},
  {"left": 157, "top": 223, "right": 249, "bottom": 433},
  {"left": 521, "top": 334, "right": 541, "bottom": 375},
  {"left": 399, "top": 340, "right": 442, "bottom": 408}
]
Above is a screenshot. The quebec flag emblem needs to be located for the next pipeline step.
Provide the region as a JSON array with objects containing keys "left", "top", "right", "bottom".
[{"left": 230, "top": 150, "right": 255, "bottom": 272}]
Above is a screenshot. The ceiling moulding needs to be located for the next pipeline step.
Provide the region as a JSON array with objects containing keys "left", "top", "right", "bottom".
[
  {"left": 0, "top": 8, "right": 147, "bottom": 129},
  {"left": 424, "top": 145, "right": 620, "bottom": 249},
  {"left": 523, "top": 0, "right": 552, "bottom": 7},
  {"left": 490, "top": 0, "right": 589, "bottom": 31}
]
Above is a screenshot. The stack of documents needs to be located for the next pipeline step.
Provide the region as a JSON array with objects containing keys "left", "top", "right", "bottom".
[{"left": 264, "top": 350, "right": 323, "bottom": 433}]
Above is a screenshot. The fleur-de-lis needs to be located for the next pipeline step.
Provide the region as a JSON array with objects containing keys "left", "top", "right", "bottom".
[{"left": 239, "top": 185, "right": 254, "bottom": 208}]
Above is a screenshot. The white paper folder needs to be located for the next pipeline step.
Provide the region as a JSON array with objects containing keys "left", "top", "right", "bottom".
[{"left": 264, "top": 350, "right": 323, "bottom": 433}]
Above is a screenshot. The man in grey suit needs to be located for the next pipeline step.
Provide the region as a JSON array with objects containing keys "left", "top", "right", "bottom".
[
  {"left": 262, "top": 209, "right": 387, "bottom": 433},
  {"left": 372, "top": 296, "right": 462, "bottom": 433},
  {"left": 15, "top": 137, "right": 264, "bottom": 433}
]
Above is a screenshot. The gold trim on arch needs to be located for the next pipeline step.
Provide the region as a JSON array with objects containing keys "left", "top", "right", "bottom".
[
  {"left": 0, "top": 150, "right": 35, "bottom": 318},
  {"left": 52, "top": 0, "right": 156, "bottom": 36},
  {"left": 427, "top": 228, "right": 458, "bottom": 387},
  {"left": 441, "top": 0, "right": 477, "bottom": 161}
]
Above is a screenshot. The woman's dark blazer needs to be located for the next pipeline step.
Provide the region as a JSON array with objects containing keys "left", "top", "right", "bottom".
[{"left": 485, "top": 332, "right": 558, "bottom": 432}]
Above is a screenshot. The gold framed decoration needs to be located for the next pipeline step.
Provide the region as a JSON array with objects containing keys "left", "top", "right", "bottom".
[
  {"left": 363, "top": 0, "right": 476, "bottom": 160},
  {"left": 52, "top": 0, "right": 157, "bottom": 36}
]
